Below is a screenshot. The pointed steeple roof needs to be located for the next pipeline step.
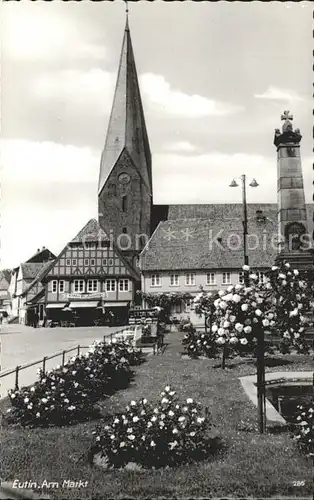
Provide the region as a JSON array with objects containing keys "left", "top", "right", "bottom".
[{"left": 98, "top": 20, "right": 152, "bottom": 195}]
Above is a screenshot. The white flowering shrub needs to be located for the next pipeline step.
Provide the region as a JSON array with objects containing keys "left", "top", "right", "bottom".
[
  {"left": 89, "top": 386, "right": 212, "bottom": 468},
  {"left": 182, "top": 330, "right": 219, "bottom": 359},
  {"left": 293, "top": 403, "right": 314, "bottom": 456},
  {"left": 183, "top": 263, "right": 313, "bottom": 365},
  {"left": 5, "top": 340, "right": 143, "bottom": 427}
]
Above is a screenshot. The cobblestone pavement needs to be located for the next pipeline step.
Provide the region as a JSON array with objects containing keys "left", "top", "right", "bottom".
[{"left": 0, "top": 323, "right": 118, "bottom": 398}]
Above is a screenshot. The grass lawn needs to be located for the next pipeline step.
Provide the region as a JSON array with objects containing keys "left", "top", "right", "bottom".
[{"left": 1, "top": 330, "right": 313, "bottom": 499}]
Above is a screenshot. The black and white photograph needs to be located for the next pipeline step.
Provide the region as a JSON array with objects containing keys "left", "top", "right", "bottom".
[{"left": 0, "top": 1, "right": 313, "bottom": 498}]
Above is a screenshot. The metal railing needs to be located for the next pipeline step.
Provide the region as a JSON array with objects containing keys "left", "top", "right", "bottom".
[
  {"left": 0, "top": 329, "right": 157, "bottom": 394},
  {"left": 0, "top": 331, "right": 118, "bottom": 392}
]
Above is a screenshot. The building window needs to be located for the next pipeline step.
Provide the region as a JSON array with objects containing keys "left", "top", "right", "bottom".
[
  {"left": 122, "top": 227, "right": 128, "bottom": 234},
  {"left": 90, "top": 258, "right": 95, "bottom": 266},
  {"left": 174, "top": 302, "right": 182, "bottom": 314},
  {"left": 238, "top": 272, "right": 244, "bottom": 284},
  {"left": 72, "top": 259, "right": 77, "bottom": 266},
  {"left": 122, "top": 196, "right": 127, "bottom": 212},
  {"left": 84, "top": 259, "right": 89, "bottom": 266},
  {"left": 102, "top": 258, "right": 107, "bottom": 266},
  {"left": 106, "top": 279, "right": 116, "bottom": 292},
  {"left": 256, "top": 271, "right": 265, "bottom": 283},
  {"left": 222, "top": 272, "right": 231, "bottom": 285},
  {"left": 170, "top": 274, "right": 179, "bottom": 286},
  {"left": 108, "top": 258, "right": 113, "bottom": 266},
  {"left": 66, "top": 259, "right": 71, "bottom": 266},
  {"left": 119, "top": 279, "right": 129, "bottom": 292},
  {"left": 185, "top": 298, "right": 193, "bottom": 312},
  {"left": 206, "top": 273, "right": 216, "bottom": 285},
  {"left": 185, "top": 273, "right": 196, "bottom": 286},
  {"left": 73, "top": 280, "right": 85, "bottom": 292},
  {"left": 52, "top": 280, "right": 58, "bottom": 293},
  {"left": 59, "top": 280, "right": 65, "bottom": 293},
  {"left": 85, "top": 242, "right": 96, "bottom": 249},
  {"left": 151, "top": 274, "right": 161, "bottom": 287},
  {"left": 87, "top": 279, "right": 98, "bottom": 292}
]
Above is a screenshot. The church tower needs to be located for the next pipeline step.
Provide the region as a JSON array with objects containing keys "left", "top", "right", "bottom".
[
  {"left": 98, "top": 18, "right": 152, "bottom": 268},
  {"left": 274, "top": 110, "right": 312, "bottom": 270}
]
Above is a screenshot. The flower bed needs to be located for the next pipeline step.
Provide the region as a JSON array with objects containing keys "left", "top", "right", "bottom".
[
  {"left": 89, "top": 386, "right": 213, "bottom": 469},
  {"left": 293, "top": 403, "right": 314, "bottom": 457},
  {"left": 5, "top": 339, "right": 143, "bottom": 427}
]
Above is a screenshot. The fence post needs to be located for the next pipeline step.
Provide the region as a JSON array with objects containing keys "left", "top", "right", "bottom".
[
  {"left": 103, "top": 335, "right": 106, "bottom": 343},
  {"left": 62, "top": 350, "right": 66, "bottom": 366},
  {"left": 77, "top": 345, "right": 80, "bottom": 356},
  {"left": 42, "top": 356, "right": 47, "bottom": 374},
  {"left": 15, "top": 366, "right": 20, "bottom": 390},
  {"left": 110, "top": 333, "right": 113, "bottom": 343}
]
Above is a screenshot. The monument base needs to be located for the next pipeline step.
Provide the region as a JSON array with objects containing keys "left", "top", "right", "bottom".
[{"left": 275, "top": 250, "right": 314, "bottom": 275}]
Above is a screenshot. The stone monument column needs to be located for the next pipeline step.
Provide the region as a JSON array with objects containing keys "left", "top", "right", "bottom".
[{"left": 274, "top": 111, "right": 313, "bottom": 271}]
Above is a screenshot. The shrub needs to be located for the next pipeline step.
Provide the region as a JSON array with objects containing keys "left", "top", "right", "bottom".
[
  {"left": 5, "top": 339, "right": 143, "bottom": 427},
  {"left": 293, "top": 403, "right": 314, "bottom": 457},
  {"left": 182, "top": 331, "right": 218, "bottom": 359},
  {"left": 89, "top": 386, "right": 212, "bottom": 469}
]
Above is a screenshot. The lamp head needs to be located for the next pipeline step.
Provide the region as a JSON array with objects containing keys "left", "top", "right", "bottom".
[
  {"left": 229, "top": 179, "right": 239, "bottom": 188},
  {"left": 249, "top": 178, "right": 259, "bottom": 188}
]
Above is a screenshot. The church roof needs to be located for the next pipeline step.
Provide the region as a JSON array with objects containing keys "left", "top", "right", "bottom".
[
  {"left": 140, "top": 204, "right": 314, "bottom": 272},
  {"left": 168, "top": 203, "right": 278, "bottom": 221},
  {"left": 98, "top": 20, "right": 151, "bottom": 196}
]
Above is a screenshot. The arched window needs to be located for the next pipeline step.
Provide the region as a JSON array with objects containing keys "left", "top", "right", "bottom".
[{"left": 122, "top": 227, "right": 128, "bottom": 234}]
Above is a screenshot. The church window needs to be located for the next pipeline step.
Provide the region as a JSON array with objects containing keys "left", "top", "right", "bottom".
[
  {"left": 119, "top": 279, "right": 129, "bottom": 292},
  {"left": 206, "top": 273, "right": 216, "bottom": 285},
  {"left": 151, "top": 274, "right": 161, "bottom": 287},
  {"left": 222, "top": 272, "right": 231, "bottom": 285},
  {"left": 72, "top": 259, "right": 77, "bottom": 266},
  {"left": 87, "top": 280, "right": 98, "bottom": 292},
  {"left": 59, "top": 280, "right": 65, "bottom": 293},
  {"left": 170, "top": 274, "right": 179, "bottom": 286},
  {"left": 52, "top": 281, "right": 58, "bottom": 293},
  {"left": 73, "top": 280, "right": 85, "bottom": 293},
  {"left": 185, "top": 273, "right": 195, "bottom": 286},
  {"left": 122, "top": 196, "right": 127, "bottom": 212},
  {"left": 106, "top": 279, "right": 116, "bottom": 292},
  {"left": 84, "top": 259, "right": 89, "bottom": 266}
]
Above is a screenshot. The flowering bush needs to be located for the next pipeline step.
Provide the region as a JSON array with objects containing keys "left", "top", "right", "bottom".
[
  {"left": 293, "top": 403, "right": 314, "bottom": 456},
  {"left": 5, "top": 339, "right": 143, "bottom": 427},
  {"left": 183, "top": 263, "right": 313, "bottom": 365},
  {"left": 89, "top": 386, "right": 212, "bottom": 468},
  {"left": 182, "top": 330, "right": 218, "bottom": 359}
]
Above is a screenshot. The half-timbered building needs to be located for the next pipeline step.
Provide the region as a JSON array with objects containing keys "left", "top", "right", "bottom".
[{"left": 43, "top": 219, "right": 140, "bottom": 326}]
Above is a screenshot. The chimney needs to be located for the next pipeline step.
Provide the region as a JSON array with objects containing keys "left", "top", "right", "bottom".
[{"left": 37, "top": 248, "right": 40, "bottom": 252}]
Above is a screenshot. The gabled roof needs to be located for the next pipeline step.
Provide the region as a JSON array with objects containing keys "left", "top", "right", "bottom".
[
  {"left": 98, "top": 20, "right": 151, "bottom": 196},
  {"left": 26, "top": 247, "right": 56, "bottom": 264},
  {"left": 21, "top": 261, "right": 56, "bottom": 297},
  {"left": 0, "top": 269, "right": 12, "bottom": 285},
  {"left": 140, "top": 208, "right": 313, "bottom": 272},
  {"left": 71, "top": 218, "right": 109, "bottom": 244},
  {"left": 20, "top": 262, "right": 48, "bottom": 280}
]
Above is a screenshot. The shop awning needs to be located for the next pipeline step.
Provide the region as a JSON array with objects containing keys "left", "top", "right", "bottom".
[
  {"left": 46, "top": 303, "right": 67, "bottom": 309},
  {"left": 104, "top": 302, "right": 129, "bottom": 308},
  {"left": 69, "top": 301, "right": 99, "bottom": 308}
]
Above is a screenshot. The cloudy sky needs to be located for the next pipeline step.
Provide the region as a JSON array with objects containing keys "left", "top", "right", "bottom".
[{"left": 0, "top": 1, "right": 312, "bottom": 268}]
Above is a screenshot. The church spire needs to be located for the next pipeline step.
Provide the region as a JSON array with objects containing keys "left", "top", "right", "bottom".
[{"left": 98, "top": 14, "right": 152, "bottom": 195}]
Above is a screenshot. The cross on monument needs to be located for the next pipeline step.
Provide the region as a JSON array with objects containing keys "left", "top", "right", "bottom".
[{"left": 281, "top": 110, "right": 293, "bottom": 121}]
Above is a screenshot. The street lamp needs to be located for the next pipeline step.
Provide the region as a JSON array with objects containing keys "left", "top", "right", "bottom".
[
  {"left": 230, "top": 175, "right": 265, "bottom": 433},
  {"left": 229, "top": 175, "right": 259, "bottom": 283}
]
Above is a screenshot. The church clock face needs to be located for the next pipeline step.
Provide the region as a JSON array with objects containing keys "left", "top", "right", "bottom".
[{"left": 118, "top": 173, "right": 130, "bottom": 185}]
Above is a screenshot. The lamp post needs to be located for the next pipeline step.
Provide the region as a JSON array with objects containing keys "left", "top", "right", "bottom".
[{"left": 230, "top": 175, "right": 266, "bottom": 433}]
